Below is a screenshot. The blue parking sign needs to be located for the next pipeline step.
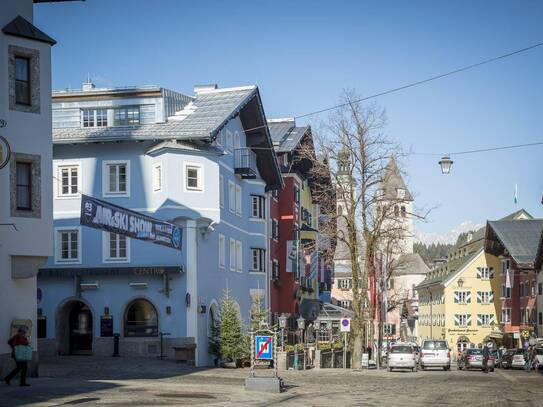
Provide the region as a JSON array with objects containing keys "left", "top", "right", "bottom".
[{"left": 255, "top": 335, "right": 273, "bottom": 360}]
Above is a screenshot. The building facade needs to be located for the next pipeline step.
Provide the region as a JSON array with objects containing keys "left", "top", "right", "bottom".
[
  {"left": 0, "top": 0, "right": 57, "bottom": 376},
  {"left": 37, "top": 82, "right": 282, "bottom": 366}
]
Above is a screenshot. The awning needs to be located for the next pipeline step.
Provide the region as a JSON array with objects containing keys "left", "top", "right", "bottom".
[{"left": 39, "top": 266, "right": 183, "bottom": 278}]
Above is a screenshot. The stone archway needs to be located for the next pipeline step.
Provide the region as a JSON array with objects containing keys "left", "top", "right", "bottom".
[{"left": 56, "top": 298, "right": 93, "bottom": 355}]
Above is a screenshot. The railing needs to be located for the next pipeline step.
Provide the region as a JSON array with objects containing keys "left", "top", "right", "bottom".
[{"left": 234, "top": 148, "right": 257, "bottom": 179}]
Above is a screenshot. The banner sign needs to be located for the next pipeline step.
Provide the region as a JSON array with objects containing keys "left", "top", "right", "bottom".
[
  {"left": 80, "top": 194, "right": 182, "bottom": 251},
  {"left": 286, "top": 240, "right": 299, "bottom": 274}
]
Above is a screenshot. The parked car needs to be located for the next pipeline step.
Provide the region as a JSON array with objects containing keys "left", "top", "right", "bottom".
[
  {"left": 501, "top": 349, "right": 526, "bottom": 369},
  {"left": 420, "top": 340, "right": 451, "bottom": 371},
  {"left": 535, "top": 348, "right": 543, "bottom": 370},
  {"left": 491, "top": 349, "right": 501, "bottom": 368},
  {"left": 387, "top": 344, "right": 417, "bottom": 372},
  {"left": 457, "top": 348, "right": 495, "bottom": 371}
]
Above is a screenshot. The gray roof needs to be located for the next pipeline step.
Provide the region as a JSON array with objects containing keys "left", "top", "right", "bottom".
[
  {"left": 2, "top": 15, "right": 56, "bottom": 45},
  {"left": 486, "top": 219, "right": 543, "bottom": 268},
  {"left": 382, "top": 157, "right": 413, "bottom": 201},
  {"left": 267, "top": 119, "right": 309, "bottom": 153},
  {"left": 393, "top": 253, "right": 430, "bottom": 276},
  {"left": 53, "top": 86, "right": 258, "bottom": 144}
]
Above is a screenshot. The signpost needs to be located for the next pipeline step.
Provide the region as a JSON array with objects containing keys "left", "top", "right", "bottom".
[
  {"left": 245, "top": 326, "right": 282, "bottom": 393},
  {"left": 340, "top": 318, "right": 350, "bottom": 369}
]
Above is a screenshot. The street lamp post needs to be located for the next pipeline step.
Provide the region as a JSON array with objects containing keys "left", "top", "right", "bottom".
[
  {"left": 427, "top": 289, "right": 433, "bottom": 339},
  {"left": 279, "top": 314, "right": 288, "bottom": 351},
  {"left": 297, "top": 316, "right": 306, "bottom": 370}
]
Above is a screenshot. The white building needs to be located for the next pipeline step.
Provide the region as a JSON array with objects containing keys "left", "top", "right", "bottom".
[{"left": 0, "top": 0, "right": 58, "bottom": 376}]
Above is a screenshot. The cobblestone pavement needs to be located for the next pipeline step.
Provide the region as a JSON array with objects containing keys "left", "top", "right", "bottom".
[{"left": 1, "top": 356, "right": 542, "bottom": 406}]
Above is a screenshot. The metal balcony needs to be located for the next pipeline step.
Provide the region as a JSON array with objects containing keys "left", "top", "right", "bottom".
[{"left": 234, "top": 148, "right": 257, "bottom": 179}]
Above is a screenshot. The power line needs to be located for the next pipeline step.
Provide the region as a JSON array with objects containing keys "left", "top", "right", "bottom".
[
  {"left": 411, "top": 141, "right": 543, "bottom": 157},
  {"left": 242, "top": 40, "right": 543, "bottom": 135}
]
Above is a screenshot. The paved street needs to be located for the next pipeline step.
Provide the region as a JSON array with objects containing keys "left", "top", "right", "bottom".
[{"left": 0, "top": 357, "right": 542, "bottom": 407}]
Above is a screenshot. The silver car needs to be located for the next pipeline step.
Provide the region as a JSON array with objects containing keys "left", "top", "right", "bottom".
[
  {"left": 420, "top": 340, "right": 451, "bottom": 371},
  {"left": 387, "top": 344, "right": 417, "bottom": 372}
]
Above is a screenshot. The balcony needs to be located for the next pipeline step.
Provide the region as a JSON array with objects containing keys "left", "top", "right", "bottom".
[{"left": 234, "top": 148, "right": 257, "bottom": 179}]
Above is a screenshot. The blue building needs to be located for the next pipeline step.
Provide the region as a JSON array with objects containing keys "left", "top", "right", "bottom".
[{"left": 37, "top": 82, "right": 282, "bottom": 366}]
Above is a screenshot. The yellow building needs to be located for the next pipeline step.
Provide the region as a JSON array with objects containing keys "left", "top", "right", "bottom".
[{"left": 416, "top": 227, "right": 502, "bottom": 357}]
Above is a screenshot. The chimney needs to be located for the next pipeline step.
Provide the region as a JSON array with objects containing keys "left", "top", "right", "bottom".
[{"left": 193, "top": 84, "right": 218, "bottom": 95}]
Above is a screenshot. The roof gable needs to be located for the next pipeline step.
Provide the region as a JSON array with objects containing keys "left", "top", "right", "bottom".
[
  {"left": 2, "top": 16, "right": 56, "bottom": 45},
  {"left": 382, "top": 156, "right": 413, "bottom": 201}
]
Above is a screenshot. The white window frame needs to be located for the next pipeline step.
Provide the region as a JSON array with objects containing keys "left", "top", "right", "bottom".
[
  {"left": 229, "top": 238, "right": 236, "bottom": 271},
  {"left": 235, "top": 184, "right": 242, "bottom": 216},
  {"left": 55, "top": 226, "right": 82, "bottom": 264},
  {"left": 251, "top": 248, "right": 265, "bottom": 273},
  {"left": 56, "top": 162, "right": 81, "bottom": 198},
  {"left": 152, "top": 162, "right": 162, "bottom": 193},
  {"left": 219, "top": 175, "right": 224, "bottom": 208},
  {"left": 219, "top": 234, "right": 225, "bottom": 269},
  {"left": 236, "top": 240, "right": 243, "bottom": 273},
  {"left": 501, "top": 307, "right": 511, "bottom": 323},
  {"left": 82, "top": 108, "right": 108, "bottom": 128},
  {"left": 102, "top": 160, "right": 130, "bottom": 197},
  {"left": 228, "top": 181, "right": 236, "bottom": 214},
  {"left": 184, "top": 163, "right": 204, "bottom": 192},
  {"left": 251, "top": 195, "right": 265, "bottom": 219},
  {"left": 102, "top": 231, "right": 130, "bottom": 263}
]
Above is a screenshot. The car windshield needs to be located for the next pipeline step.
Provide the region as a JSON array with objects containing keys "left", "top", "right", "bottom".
[
  {"left": 514, "top": 349, "right": 525, "bottom": 355},
  {"left": 467, "top": 349, "right": 482, "bottom": 355},
  {"left": 536, "top": 348, "right": 543, "bottom": 355},
  {"left": 391, "top": 346, "right": 413, "bottom": 354},
  {"left": 423, "top": 341, "right": 447, "bottom": 350}
]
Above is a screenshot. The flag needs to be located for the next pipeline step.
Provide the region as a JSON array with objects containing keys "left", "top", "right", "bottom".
[
  {"left": 514, "top": 184, "right": 518, "bottom": 204},
  {"left": 309, "top": 251, "right": 319, "bottom": 280}
]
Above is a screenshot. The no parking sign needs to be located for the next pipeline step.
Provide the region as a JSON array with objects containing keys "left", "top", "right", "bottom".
[{"left": 340, "top": 318, "right": 351, "bottom": 332}]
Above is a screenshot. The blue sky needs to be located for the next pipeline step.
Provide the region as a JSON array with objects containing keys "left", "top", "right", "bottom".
[{"left": 35, "top": 0, "right": 543, "bottom": 239}]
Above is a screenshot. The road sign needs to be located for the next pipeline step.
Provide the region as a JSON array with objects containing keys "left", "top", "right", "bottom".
[
  {"left": 255, "top": 335, "right": 273, "bottom": 360},
  {"left": 340, "top": 318, "right": 351, "bottom": 332}
]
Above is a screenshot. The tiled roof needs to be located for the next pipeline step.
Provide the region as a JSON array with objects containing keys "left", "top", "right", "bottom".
[
  {"left": 486, "top": 219, "right": 543, "bottom": 267},
  {"left": 2, "top": 16, "right": 56, "bottom": 45},
  {"left": 393, "top": 253, "right": 430, "bottom": 276},
  {"left": 267, "top": 119, "right": 309, "bottom": 153},
  {"left": 53, "top": 86, "right": 258, "bottom": 144}
]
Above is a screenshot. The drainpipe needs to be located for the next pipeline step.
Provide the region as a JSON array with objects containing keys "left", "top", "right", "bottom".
[{"left": 185, "top": 219, "right": 199, "bottom": 366}]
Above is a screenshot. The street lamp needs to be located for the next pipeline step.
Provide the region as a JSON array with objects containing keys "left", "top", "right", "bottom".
[
  {"left": 297, "top": 316, "right": 306, "bottom": 370},
  {"left": 279, "top": 314, "right": 288, "bottom": 351},
  {"left": 439, "top": 155, "right": 453, "bottom": 174}
]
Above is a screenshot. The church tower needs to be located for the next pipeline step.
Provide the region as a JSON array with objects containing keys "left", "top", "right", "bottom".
[
  {"left": 380, "top": 156, "right": 414, "bottom": 254},
  {"left": 334, "top": 148, "right": 352, "bottom": 262}
]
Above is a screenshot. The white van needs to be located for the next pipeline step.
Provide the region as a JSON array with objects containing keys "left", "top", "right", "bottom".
[{"left": 420, "top": 340, "right": 451, "bottom": 371}]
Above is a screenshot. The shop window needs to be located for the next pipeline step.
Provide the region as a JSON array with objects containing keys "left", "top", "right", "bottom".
[{"left": 124, "top": 299, "right": 158, "bottom": 337}]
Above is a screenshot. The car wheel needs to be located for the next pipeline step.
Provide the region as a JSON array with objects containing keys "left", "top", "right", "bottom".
[
  {"left": 458, "top": 365, "right": 462, "bottom": 370},
  {"left": 491, "top": 368, "right": 494, "bottom": 372}
]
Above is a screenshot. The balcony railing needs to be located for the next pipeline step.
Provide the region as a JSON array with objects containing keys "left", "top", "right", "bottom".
[{"left": 234, "top": 148, "right": 257, "bottom": 179}]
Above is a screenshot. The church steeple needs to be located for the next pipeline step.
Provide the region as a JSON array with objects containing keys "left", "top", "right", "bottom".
[{"left": 382, "top": 156, "right": 413, "bottom": 201}]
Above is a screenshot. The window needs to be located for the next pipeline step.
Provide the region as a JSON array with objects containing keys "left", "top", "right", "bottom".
[
  {"left": 272, "top": 189, "right": 279, "bottom": 201},
  {"left": 236, "top": 240, "right": 243, "bottom": 272},
  {"left": 219, "top": 234, "right": 225, "bottom": 269},
  {"left": 57, "top": 228, "right": 80, "bottom": 263},
  {"left": 532, "top": 280, "right": 536, "bottom": 297},
  {"left": 477, "top": 267, "right": 494, "bottom": 280},
  {"left": 337, "top": 279, "right": 352, "bottom": 289},
  {"left": 228, "top": 181, "right": 235, "bottom": 213},
  {"left": 15, "top": 162, "right": 31, "bottom": 210},
  {"left": 82, "top": 109, "right": 108, "bottom": 128},
  {"left": 235, "top": 185, "right": 242, "bottom": 216},
  {"left": 338, "top": 300, "right": 351, "bottom": 309},
  {"left": 400, "top": 206, "right": 406, "bottom": 218},
  {"left": 501, "top": 308, "right": 511, "bottom": 323},
  {"left": 294, "top": 185, "right": 300, "bottom": 205},
  {"left": 105, "top": 232, "right": 128, "bottom": 262},
  {"left": 520, "top": 282, "right": 525, "bottom": 297},
  {"left": 539, "top": 312, "right": 543, "bottom": 326},
  {"left": 501, "top": 284, "right": 511, "bottom": 299},
  {"left": 454, "top": 314, "right": 471, "bottom": 326},
  {"left": 271, "top": 219, "right": 279, "bottom": 241},
  {"left": 501, "top": 259, "right": 511, "bottom": 274},
  {"left": 539, "top": 283, "right": 543, "bottom": 296},
  {"left": 185, "top": 165, "right": 202, "bottom": 191},
  {"left": 58, "top": 165, "right": 79, "bottom": 197},
  {"left": 15, "top": 57, "right": 30, "bottom": 105},
  {"left": 397, "top": 188, "right": 405, "bottom": 199},
  {"left": 226, "top": 130, "right": 233, "bottom": 152},
  {"left": 103, "top": 161, "right": 129, "bottom": 196},
  {"left": 124, "top": 299, "right": 158, "bottom": 337},
  {"left": 219, "top": 175, "right": 224, "bottom": 208},
  {"left": 477, "top": 314, "right": 493, "bottom": 326},
  {"left": 251, "top": 195, "right": 265, "bottom": 219},
  {"left": 229, "top": 238, "right": 236, "bottom": 271},
  {"left": 394, "top": 205, "right": 399, "bottom": 217},
  {"left": 114, "top": 106, "right": 139, "bottom": 126},
  {"left": 152, "top": 163, "right": 162, "bottom": 192},
  {"left": 251, "top": 248, "right": 265, "bottom": 272},
  {"left": 271, "top": 259, "right": 279, "bottom": 280},
  {"left": 477, "top": 291, "right": 493, "bottom": 304},
  {"left": 454, "top": 291, "right": 471, "bottom": 304}
]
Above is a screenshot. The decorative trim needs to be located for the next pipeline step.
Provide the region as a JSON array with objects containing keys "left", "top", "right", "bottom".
[{"left": 8, "top": 45, "right": 40, "bottom": 114}]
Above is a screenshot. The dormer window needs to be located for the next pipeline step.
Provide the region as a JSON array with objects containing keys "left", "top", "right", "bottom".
[
  {"left": 397, "top": 188, "right": 405, "bottom": 199},
  {"left": 114, "top": 106, "right": 139, "bottom": 126},
  {"left": 82, "top": 109, "right": 108, "bottom": 128}
]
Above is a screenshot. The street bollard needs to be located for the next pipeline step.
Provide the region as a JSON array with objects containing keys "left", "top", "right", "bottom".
[{"left": 112, "top": 333, "right": 120, "bottom": 357}]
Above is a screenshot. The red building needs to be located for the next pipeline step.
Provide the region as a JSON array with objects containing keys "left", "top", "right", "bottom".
[{"left": 485, "top": 212, "right": 543, "bottom": 347}]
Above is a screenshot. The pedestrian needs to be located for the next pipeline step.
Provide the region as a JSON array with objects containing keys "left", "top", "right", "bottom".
[
  {"left": 525, "top": 346, "right": 534, "bottom": 372},
  {"left": 4, "top": 328, "right": 31, "bottom": 386},
  {"left": 482, "top": 342, "right": 490, "bottom": 373},
  {"left": 530, "top": 346, "right": 538, "bottom": 372}
]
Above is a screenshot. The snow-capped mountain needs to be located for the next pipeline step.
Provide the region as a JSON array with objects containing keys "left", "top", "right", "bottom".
[{"left": 415, "top": 220, "right": 483, "bottom": 245}]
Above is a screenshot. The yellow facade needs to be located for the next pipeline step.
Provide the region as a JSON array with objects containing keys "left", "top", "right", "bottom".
[{"left": 418, "top": 249, "right": 502, "bottom": 356}]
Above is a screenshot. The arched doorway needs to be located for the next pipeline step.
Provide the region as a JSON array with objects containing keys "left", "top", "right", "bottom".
[
  {"left": 57, "top": 299, "right": 93, "bottom": 355},
  {"left": 124, "top": 298, "right": 158, "bottom": 337}
]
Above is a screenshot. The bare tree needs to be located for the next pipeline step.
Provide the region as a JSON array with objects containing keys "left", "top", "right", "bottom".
[{"left": 298, "top": 91, "right": 427, "bottom": 368}]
